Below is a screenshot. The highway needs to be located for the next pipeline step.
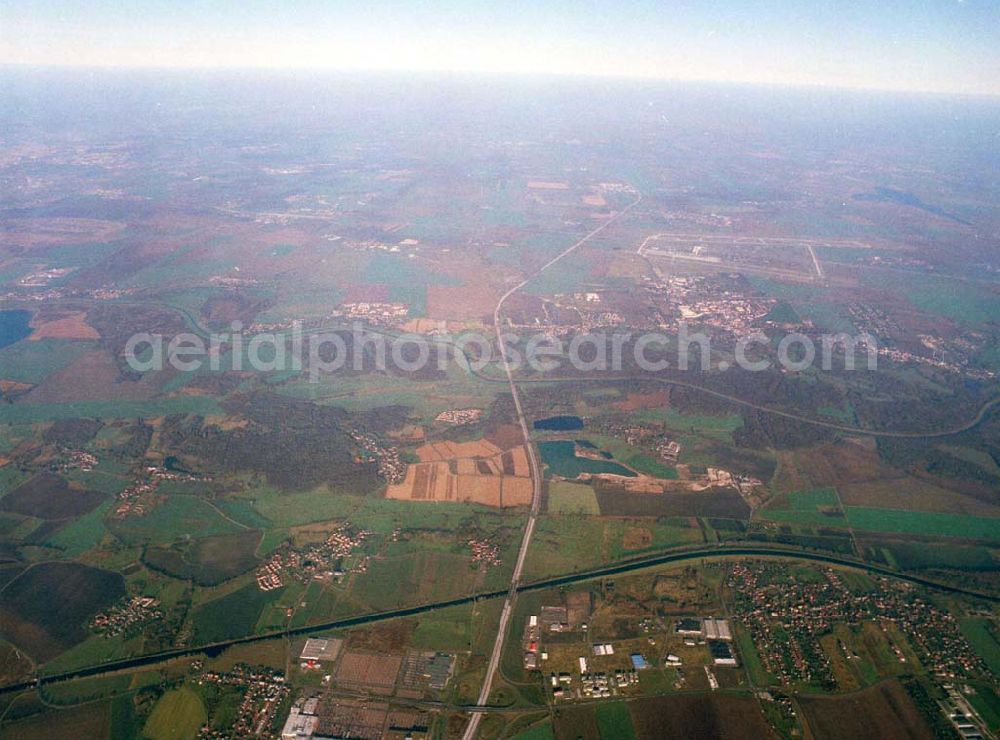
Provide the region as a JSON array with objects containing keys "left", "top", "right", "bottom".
[{"left": 461, "top": 191, "right": 643, "bottom": 740}]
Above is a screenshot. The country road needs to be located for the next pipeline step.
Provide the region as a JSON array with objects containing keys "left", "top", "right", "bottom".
[{"left": 462, "top": 190, "right": 644, "bottom": 740}]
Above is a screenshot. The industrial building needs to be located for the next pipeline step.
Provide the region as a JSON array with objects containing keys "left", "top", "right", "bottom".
[
  {"left": 702, "top": 618, "right": 732, "bottom": 641},
  {"left": 709, "top": 641, "right": 737, "bottom": 666}
]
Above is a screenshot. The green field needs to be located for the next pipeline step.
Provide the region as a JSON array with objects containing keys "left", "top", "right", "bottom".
[
  {"left": 595, "top": 701, "right": 637, "bottom": 740},
  {"left": 735, "top": 623, "right": 774, "bottom": 686},
  {"left": 547, "top": 481, "right": 601, "bottom": 515},
  {"left": 967, "top": 682, "right": 1000, "bottom": 733},
  {"left": 192, "top": 582, "right": 285, "bottom": 644},
  {"left": 624, "top": 454, "right": 679, "bottom": 478},
  {"left": 39, "top": 633, "right": 130, "bottom": 678},
  {"left": 845, "top": 507, "right": 1000, "bottom": 541},
  {"left": 760, "top": 492, "right": 1000, "bottom": 542},
  {"left": 524, "top": 516, "right": 702, "bottom": 580},
  {"left": 351, "top": 549, "right": 478, "bottom": 611},
  {"left": 42, "top": 499, "right": 114, "bottom": 557},
  {"left": 880, "top": 542, "right": 995, "bottom": 571},
  {"left": 410, "top": 603, "right": 473, "bottom": 651},
  {"left": 512, "top": 720, "right": 556, "bottom": 740},
  {"left": 143, "top": 687, "right": 208, "bottom": 740},
  {"left": 759, "top": 488, "right": 844, "bottom": 525},
  {"left": 251, "top": 487, "right": 519, "bottom": 532},
  {"left": 861, "top": 270, "right": 1000, "bottom": 325},
  {"left": 111, "top": 496, "right": 248, "bottom": 545},
  {"left": 959, "top": 619, "right": 1000, "bottom": 677},
  {"left": 633, "top": 408, "right": 744, "bottom": 442},
  {"left": 937, "top": 445, "right": 1000, "bottom": 477}
]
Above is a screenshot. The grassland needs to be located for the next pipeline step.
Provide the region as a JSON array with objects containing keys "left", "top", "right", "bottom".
[
  {"left": 547, "top": 481, "right": 601, "bottom": 515},
  {"left": 192, "top": 582, "right": 285, "bottom": 644},
  {"left": 760, "top": 488, "right": 1000, "bottom": 542},
  {"left": 410, "top": 603, "right": 473, "bottom": 651},
  {"left": 251, "top": 488, "right": 520, "bottom": 533},
  {"left": 143, "top": 530, "right": 261, "bottom": 586},
  {"left": 861, "top": 270, "right": 1000, "bottom": 325},
  {"left": 352, "top": 549, "right": 479, "bottom": 611},
  {"left": 512, "top": 720, "right": 556, "bottom": 740},
  {"left": 38, "top": 633, "right": 130, "bottom": 678},
  {"left": 595, "top": 701, "right": 637, "bottom": 740},
  {"left": 967, "top": 682, "right": 1000, "bottom": 733},
  {"left": 876, "top": 542, "right": 995, "bottom": 571},
  {"left": 633, "top": 407, "right": 744, "bottom": 441},
  {"left": 111, "top": 496, "right": 250, "bottom": 545},
  {"left": 623, "top": 454, "right": 679, "bottom": 478},
  {"left": 845, "top": 507, "right": 1000, "bottom": 541},
  {"left": 959, "top": 618, "right": 1000, "bottom": 677},
  {"left": 143, "top": 687, "right": 208, "bottom": 740},
  {"left": 523, "top": 516, "right": 703, "bottom": 580},
  {"left": 758, "top": 488, "right": 845, "bottom": 525}
]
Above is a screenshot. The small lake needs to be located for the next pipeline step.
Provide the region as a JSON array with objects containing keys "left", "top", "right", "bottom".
[
  {"left": 538, "top": 440, "right": 636, "bottom": 478},
  {"left": 533, "top": 415, "right": 584, "bottom": 431},
  {"left": 0, "top": 310, "right": 32, "bottom": 349}
]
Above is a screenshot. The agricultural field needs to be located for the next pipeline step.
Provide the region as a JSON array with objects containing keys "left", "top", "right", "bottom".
[
  {"left": 0, "top": 562, "right": 124, "bottom": 662},
  {"left": 797, "top": 680, "right": 934, "bottom": 740},
  {"left": 142, "top": 530, "right": 262, "bottom": 586},
  {"left": 626, "top": 694, "right": 775, "bottom": 740}
]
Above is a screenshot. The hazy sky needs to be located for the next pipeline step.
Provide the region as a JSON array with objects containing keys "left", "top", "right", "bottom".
[{"left": 2, "top": 1, "right": 998, "bottom": 95}]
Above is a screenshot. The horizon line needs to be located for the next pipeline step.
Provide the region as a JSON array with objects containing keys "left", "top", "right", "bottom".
[{"left": 2, "top": 61, "right": 998, "bottom": 101}]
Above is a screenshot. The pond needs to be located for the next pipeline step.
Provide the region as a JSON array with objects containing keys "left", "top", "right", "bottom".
[
  {"left": 0, "top": 310, "right": 32, "bottom": 349},
  {"left": 533, "top": 415, "right": 584, "bottom": 431},
  {"left": 538, "top": 440, "right": 635, "bottom": 478}
]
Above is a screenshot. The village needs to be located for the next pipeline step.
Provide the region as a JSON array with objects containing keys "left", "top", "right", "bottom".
[
  {"left": 349, "top": 430, "right": 406, "bottom": 484},
  {"left": 195, "top": 664, "right": 290, "bottom": 739},
  {"left": 91, "top": 596, "right": 162, "bottom": 638},
  {"left": 255, "top": 525, "right": 371, "bottom": 592},
  {"left": 113, "top": 463, "right": 210, "bottom": 519},
  {"left": 729, "top": 562, "right": 989, "bottom": 688}
]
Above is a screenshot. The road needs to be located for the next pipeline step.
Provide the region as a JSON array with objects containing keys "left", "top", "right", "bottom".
[
  {"left": 461, "top": 192, "right": 643, "bottom": 740},
  {"left": 807, "top": 243, "right": 824, "bottom": 279}
]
